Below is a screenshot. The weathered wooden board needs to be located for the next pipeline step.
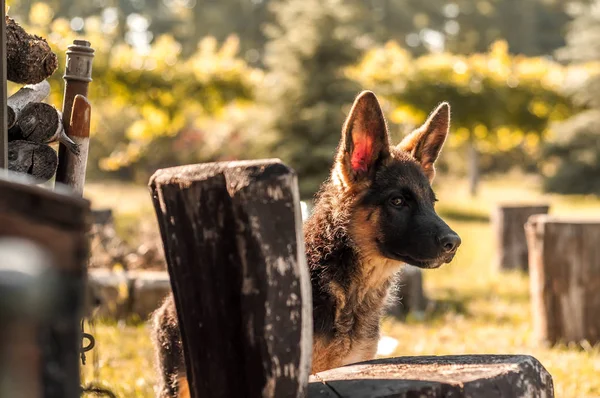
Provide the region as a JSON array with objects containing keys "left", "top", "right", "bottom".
[
  {"left": 149, "top": 159, "right": 312, "bottom": 398},
  {"left": 0, "top": 172, "right": 91, "bottom": 398},
  {"left": 309, "top": 355, "right": 554, "bottom": 397},
  {"left": 526, "top": 215, "right": 600, "bottom": 345}
]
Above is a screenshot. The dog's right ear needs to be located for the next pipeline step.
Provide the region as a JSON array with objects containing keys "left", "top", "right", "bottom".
[{"left": 335, "top": 91, "right": 390, "bottom": 188}]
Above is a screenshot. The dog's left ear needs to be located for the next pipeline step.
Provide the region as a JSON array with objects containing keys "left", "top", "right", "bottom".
[{"left": 398, "top": 102, "right": 450, "bottom": 181}]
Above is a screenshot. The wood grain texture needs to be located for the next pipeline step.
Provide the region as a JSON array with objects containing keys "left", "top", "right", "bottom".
[
  {"left": 8, "top": 140, "right": 57, "bottom": 182},
  {"left": 526, "top": 215, "right": 600, "bottom": 345},
  {"left": 149, "top": 159, "right": 312, "bottom": 398},
  {"left": 309, "top": 355, "right": 554, "bottom": 398},
  {"left": 493, "top": 204, "right": 550, "bottom": 272}
]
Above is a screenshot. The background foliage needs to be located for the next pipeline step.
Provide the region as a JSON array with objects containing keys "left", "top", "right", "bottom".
[{"left": 5, "top": 0, "right": 599, "bottom": 195}]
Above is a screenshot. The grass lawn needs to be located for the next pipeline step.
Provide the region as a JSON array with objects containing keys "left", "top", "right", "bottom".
[{"left": 81, "top": 176, "right": 600, "bottom": 398}]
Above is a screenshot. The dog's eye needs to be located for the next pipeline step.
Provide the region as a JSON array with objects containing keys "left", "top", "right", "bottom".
[{"left": 389, "top": 196, "right": 405, "bottom": 207}]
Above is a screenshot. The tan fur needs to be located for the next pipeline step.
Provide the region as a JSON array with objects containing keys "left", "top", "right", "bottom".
[{"left": 177, "top": 377, "right": 189, "bottom": 398}]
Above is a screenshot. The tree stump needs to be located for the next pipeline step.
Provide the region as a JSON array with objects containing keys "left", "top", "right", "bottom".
[
  {"left": 308, "top": 355, "right": 554, "bottom": 397},
  {"left": 493, "top": 204, "right": 550, "bottom": 272},
  {"left": 386, "top": 265, "right": 427, "bottom": 320},
  {"left": 0, "top": 172, "right": 91, "bottom": 397},
  {"left": 525, "top": 215, "right": 600, "bottom": 345},
  {"left": 149, "top": 159, "right": 312, "bottom": 398}
]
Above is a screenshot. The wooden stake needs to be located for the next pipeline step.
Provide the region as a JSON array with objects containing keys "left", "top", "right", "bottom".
[
  {"left": 5, "top": 16, "right": 58, "bottom": 85},
  {"left": 55, "top": 40, "right": 94, "bottom": 193}
]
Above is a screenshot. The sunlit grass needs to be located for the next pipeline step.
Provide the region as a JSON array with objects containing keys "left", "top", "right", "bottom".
[{"left": 82, "top": 176, "right": 600, "bottom": 398}]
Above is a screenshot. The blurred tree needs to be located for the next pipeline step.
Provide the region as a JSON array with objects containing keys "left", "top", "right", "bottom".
[
  {"left": 349, "top": 40, "right": 573, "bottom": 196},
  {"left": 13, "top": 11, "right": 260, "bottom": 181},
  {"left": 542, "top": 1, "right": 600, "bottom": 194},
  {"left": 260, "top": 0, "right": 363, "bottom": 197}
]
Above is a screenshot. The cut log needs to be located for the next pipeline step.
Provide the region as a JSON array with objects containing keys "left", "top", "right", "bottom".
[
  {"left": 386, "top": 265, "right": 427, "bottom": 320},
  {"left": 149, "top": 159, "right": 312, "bottom": 398},
  {"left": 6, "top": 16, "right": 58, "bottom": 84},
  {"left": 525, "top": 215, "right": 600, "bottom": 345},
  {"left": 17, "top": 102, "right": 79, "bottom": 154},
  {"left": 0, "top": 173, "right": 90, "bottom": 398},
  {"left": 7, "top": 80, "right": 51, "bottom": 128},
  {"left": 8, "top": 140, "right": 57, "bottom": 182},
  {"left": 308, "top": 355, "right": 554, "bottom": 397},
  {"left": 493, "top": 204, "right": 550, "bottom": 272}
]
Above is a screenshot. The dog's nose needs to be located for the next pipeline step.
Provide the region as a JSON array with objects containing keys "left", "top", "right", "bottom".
[{"left": 440, "top": 233, "right": 461, "bottom": 253}]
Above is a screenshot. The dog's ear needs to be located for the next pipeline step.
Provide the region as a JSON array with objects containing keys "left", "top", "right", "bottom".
[
  {"left": 398, "top": 102, "right": 450, "bottom": 181},
  {"left": 335, "top": 91, "right": 390, "bottom": 187}
]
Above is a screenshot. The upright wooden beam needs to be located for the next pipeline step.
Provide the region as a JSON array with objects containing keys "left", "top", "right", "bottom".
[
  {"left": 0, "top": 1, "right": 7, "bottom": 170},
  {"left": 149, "top": 159, "right": 312, "bottom": 398},
  {"left": 0, "top": 172, "right": 91, "bottom": 397},
  {"left": 55, "top": 40, "right": 94, "bottom": 193}
]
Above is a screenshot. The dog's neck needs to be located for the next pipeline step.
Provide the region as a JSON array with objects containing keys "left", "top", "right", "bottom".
[{"left": 304, "top": 183, "right": 401, "bottom": 337}]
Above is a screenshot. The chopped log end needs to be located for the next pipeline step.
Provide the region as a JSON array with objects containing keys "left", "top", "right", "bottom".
[
  {"left": 8, "top": 140, "right": 58, "bottom": 183},
  {"left": 149, "top": 158, "right": 287, "bottom": 189},
  {"left": 18, "top": 102, "right": 60, "bottom": 144},
  {"left": 309, "top": 355, "right": 554, "bottom": 398},
  {"left": 6, "top": 16, "right": 59, "bottom": 84}
]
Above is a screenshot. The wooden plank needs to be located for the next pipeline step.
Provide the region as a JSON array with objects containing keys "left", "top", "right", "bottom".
[
  {"left": 149, "top": 159, "right": 312, "bottom": 398},
  {"left": 0, "top": 4, "right": 6, "bottom": 170},
  {"left": 526, "top": 215, "right": 600, "bottom": 345},
  {"left": 492, "top": 204, "right": 550, "bottom": 272},
  {"left": 308, "top": 355, "right": 554, "bottom": 398},
  {"left": 0, "top": 174, "right": 91, "bottom": 397}
]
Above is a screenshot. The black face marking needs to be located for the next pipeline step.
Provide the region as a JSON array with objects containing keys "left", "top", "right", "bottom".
[{"left": 361, "top": 156, "right": 461, "bottom": 269}]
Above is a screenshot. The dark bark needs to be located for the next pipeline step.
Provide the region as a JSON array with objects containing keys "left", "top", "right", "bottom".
[
  {"left": 6, "top": 16, "right": 58, "bottom": 84},
  {"left": 149, "top": 159, "right": 312, "bottom": 398}
]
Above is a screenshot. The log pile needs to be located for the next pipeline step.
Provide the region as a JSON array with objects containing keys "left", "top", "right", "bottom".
[{"left": 5, "top": 16, "right": 79, "bottom": 183}]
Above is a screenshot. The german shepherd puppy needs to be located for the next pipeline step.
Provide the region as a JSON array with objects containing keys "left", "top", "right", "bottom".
[{"left": 151, "top": 90, "right": 460, "bottom": 397}]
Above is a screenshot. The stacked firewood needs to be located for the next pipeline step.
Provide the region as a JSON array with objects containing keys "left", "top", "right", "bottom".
[{"left": 6, "top": 16, "right": 78, "bottom": 183}]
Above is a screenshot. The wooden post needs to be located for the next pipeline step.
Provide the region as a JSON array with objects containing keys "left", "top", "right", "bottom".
[
  {"left": 149, "top": 159, "right": 312, "bottom": 398},
  {"left": 0, "top": 5, "right": 7, "bottom": 170},
  {"left": 493, "top": 204, "right": 549, "bottom": 272},
  {"left": 55, "top": 40, "right": 94, "bottom": 193},
  {"left": 0, "top": 172, "right": 91, "bottom": 397},
  {"left": 525, "top": 215, "right": 600, "bottom": 345},
  {"left": 0, "top": 238, "right": 57, "bottom": 398},
  {"left": 309, "top": 355, "right": 554, "bottom": 397}
]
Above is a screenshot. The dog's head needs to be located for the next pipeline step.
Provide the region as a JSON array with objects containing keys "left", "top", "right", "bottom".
[{"left": 333, "top": 90, "right": 460, "bottom": 269}]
